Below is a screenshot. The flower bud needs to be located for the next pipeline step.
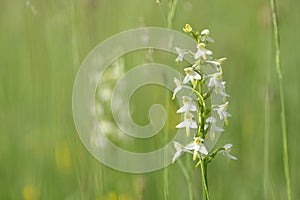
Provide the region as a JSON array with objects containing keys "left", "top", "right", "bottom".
[{"left": 183, "top": 24, "right": 192, "bottom": 32}]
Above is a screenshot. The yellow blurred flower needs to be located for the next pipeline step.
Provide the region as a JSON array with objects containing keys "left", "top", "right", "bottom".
[
  {"left": 22, "top": 185, "right": 39, "bottom": 200},
  {"left": 183, "top": 24, "right": 192, "bottom": 32},
  {"left": 98, "top": 192, "right": 132, "bottom": 200},
  {"left": 55, "top": 142, "right": 72, "bottom": 173},
  {"left": 107, "top": 192, "right": 117, "bottom": 200}
]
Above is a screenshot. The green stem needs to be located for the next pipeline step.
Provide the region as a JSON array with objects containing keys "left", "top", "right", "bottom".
[
  {"left": 196, "top": 79, "right": 209, "bottom": 200},
  {"left": 167, "top": 0, "right": 178, "bottom": 29},
  {"left": 269, "top": 0, "right": 291, "bottom": 199},
  {"left": 158, "top": 1, "right": 179, "bottom": 199},
  {"left": 263, "top": 54, "right": 271, "bottom": 200},
  {"left": 200, "top": 162, "right": 210, "bottom": 200},
  {"left": 196, "top": 81, "right": 205, "bottom": 138},
  {"left": 163, "top": 97, "right": 170, "bottom": 200}
]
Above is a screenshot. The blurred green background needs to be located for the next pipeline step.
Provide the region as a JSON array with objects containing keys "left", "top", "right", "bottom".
[{"left": 1, "top": 0, "right": 300, "bottom": 199}]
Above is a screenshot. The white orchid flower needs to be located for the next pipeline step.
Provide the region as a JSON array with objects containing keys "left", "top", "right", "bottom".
[
  {"left": 176, "top": 111, "right": 198, "bottom": 137},
  {"left": 213, "top": 102, "right": 231, "bottom": 125},
  {"left": 185, "top": 137, "right": 208, "bottom": 160},
  {"left": 220, "top": 144, "right": 237, "bottom": 160},
  {"left": 175, "top": 47, "right": 188, "bottom": 62},
  {"left": 205, "top": 116, "right": 224, "bottom": 133},
  {"left": 194, "top": 43, "right": 212, "bottom": 60},
  {"left": 201, "top": 29, "right": 214, "bottom": 43},
  {"left": 183, "top": 67, "right": 201, "bottom": 84},
  {"left": 207, "top": 72, "right": 229, "bottom": 97},
  {"left": 177, "top": 96, "right": 197, "bottom": 113},
  {"left": 206, "top": 57, "right": 226, "bottom": 71},
  {"left": 172, "top": 141, "right": 185, "bottom": 163},
  {"left": 172, "top": 78, "right": 193, "bottom": 100},
  {"left": 172, "top": 77, "right": 183, "bottom": 99}
]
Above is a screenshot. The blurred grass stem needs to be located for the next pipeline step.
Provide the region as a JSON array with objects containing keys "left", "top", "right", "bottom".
[
  {"left": 263, "top": 64, "right": 271, "bottom": 199},
  {"left": 167, "top": 0, "right": 178, "bottom": 29},
  {"left": 269, "top": 0, "right": 291, "bottom": 199},
  {"left": 158, "top": 1, "right": 189, "bottom": 200}
]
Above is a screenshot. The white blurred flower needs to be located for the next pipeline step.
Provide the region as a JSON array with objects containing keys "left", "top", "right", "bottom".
[
  {"left": 207, "top": 72, "right": 229, "bottom": 97},
  {"left": 98, "top": 86, "right": 112, "bottom": 102},
  {"left": 206, "top": 60, "right": 221, "bottom": 68},
  {"left": 183, "top": 67, "right": 201, "bottom": 84},
  {"left": 176, "top": 111, "right": 198, "bottom": 136},
  {"left": 173, "top": 77, "right": 183, "bottom": 99},
  {"left": 220, "top": 144, "right": 237, "bottom": 160},
  {"left": 175, "top": 47, "right": 188, "bottom": 62},
  {"left": 201, "top": 29, "right": 210, "bottom": 35},
  {"left": 201, "top": 29, "right": 214, "bottom": 43},
  {"left": 213, "top": 102, "right": 231, "bottom": 125},
  {"left": 172, "top": 137, "right": 208, "bottom": 163},
  {"left": 194, "top": 43, "right": 212, "bottom": 60},
  {"left": 172, "top": 78, "right": 193, "bottom": 100},
  {"left": 206, "top": 57, "right": 226, "bottom": 71},
  {"left": 177, "top": 96, "right": 197, "bottom": 113},
  {"left": 172, "top": 141, "right": 185, "bottom": 163},
  {"left": 205, "top": 116, "right": 224, "bottom": 133},
  {"left": 185, "top": 137, "right": 208, "bottom": 160}
]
